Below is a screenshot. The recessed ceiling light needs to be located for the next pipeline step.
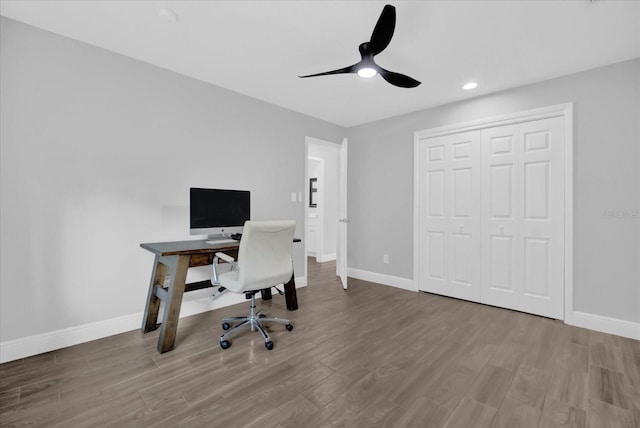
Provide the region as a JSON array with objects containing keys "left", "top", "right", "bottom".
[
  {"left": 357, "top": 67, "right": 378, "bottom": 78},
  {"left": 463, "top": 82, "right": 478, "bottom": 90},
  {"left": 158, "top": 8, "right": 179, "bottom": 24}
]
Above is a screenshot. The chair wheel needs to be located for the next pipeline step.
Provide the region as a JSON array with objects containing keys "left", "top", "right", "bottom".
[
  {"left": 265, "top": 341, "right": 274, "bottom": 350},
  {"left": 220, "top": 340, "right": 231, "bottom": 349},
  {"left": 222, "top": 322, "right": 231, "bottom": 330},
  {"left": 285, "top": 324, "right": 293, "bottom": 331}
]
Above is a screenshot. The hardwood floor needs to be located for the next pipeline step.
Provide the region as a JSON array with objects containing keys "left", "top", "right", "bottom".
[{"left": 1, "top": 258, "right": 639, "bottom": 427}]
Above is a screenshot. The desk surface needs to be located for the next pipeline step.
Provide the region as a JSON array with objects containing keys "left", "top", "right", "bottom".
[
  {"left": 141, "top": 238, "right": 301, "bottom": 257},
  {"left": 140, "top": 239, "right": 238, "bottom": 256}
]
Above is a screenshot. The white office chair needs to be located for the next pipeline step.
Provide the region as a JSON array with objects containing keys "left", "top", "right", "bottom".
[{"left": 212, "top": 220, "right": 296, "bottom": 350}]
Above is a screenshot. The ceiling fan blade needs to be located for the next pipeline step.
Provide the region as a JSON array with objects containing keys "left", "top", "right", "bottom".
[
  {"left": 299, "top": 64, "right": 359, "bottom": 78},
  {"left": 368, "top": 5, "right": 396, "bottom": 56},
  {"left": 378, "top": 67, "right": 421, "bottom": 88}
]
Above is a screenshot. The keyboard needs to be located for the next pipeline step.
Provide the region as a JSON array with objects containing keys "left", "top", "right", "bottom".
[{"left": 205, "top": 239, "right": 237, "bottom": 245}]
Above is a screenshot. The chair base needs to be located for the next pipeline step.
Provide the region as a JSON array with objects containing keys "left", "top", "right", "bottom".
[{"left": 219, "top": 293, "right": 292, "bottom": 350}]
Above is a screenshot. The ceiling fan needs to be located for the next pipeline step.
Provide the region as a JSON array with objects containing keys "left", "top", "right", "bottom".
[{"left": 299, "top": 4, "right": 420, "bottom": 88}]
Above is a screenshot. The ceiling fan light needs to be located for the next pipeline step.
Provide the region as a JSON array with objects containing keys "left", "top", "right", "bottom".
[{"left": 357, "top": 67, "right": 377, "bottom": 78}]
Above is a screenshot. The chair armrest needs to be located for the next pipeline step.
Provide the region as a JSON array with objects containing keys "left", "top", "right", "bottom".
[
  {"left": 211, "top": 252, "right": 237, "bottom": 286},
  {"left": 215, "top": 252, "right": 236, "bottom": 264}
]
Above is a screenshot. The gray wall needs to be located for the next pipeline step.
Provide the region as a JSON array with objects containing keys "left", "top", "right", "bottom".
[
  {"left": 0, "top": 18, "right": 344, "bottom": 342},
  {"left": 347, "top": 58, "right": 640, "bottom": 323}
]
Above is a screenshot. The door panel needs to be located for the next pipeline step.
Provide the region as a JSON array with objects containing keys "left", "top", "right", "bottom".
[
  {"left": 481, "top": 118, "right": 564, "bottom": 318},
  {"left": 524, "top": 161, "right": 550, "bottom": 219},
  {"left": 490, "top": 164, "right": 515, "bottom": 218},
  {"left": 490, "top": 135, "right": 514, "bottom": 155},
  {"left": 427, "top": 231, "right": 445, "bottom": 280},
  {"left": 452, "top": 233, "right": 472, "bottom": 285},
  {"left": 428, "top": 170, "right": 446, "bottom": 217},
  {"left": 482, "top": 125, "right": 519, "bottom": 310},
  {"left": 518, "top": 118, "right": 564, "bottom": 318},
  {"left": 523, "top": 237, "right": 550, "bottom": 297},
  {"left": 419, "top": 131, "right": 481, "bottom": 302},
  {"left": 453, "top": 168, "right": 472, "bottom": 217},
  {"left": 489, "top": 235, "right": 515, "bottom": 291}
]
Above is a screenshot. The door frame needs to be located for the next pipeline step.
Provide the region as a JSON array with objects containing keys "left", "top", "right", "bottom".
[
  {"left": 413, "top": 103, "right": 574, "bottom": 321},
  {"left": 337, "top": 138, "right": 348, "bottom": 289},
  {"left": 304, "top": 136, "right": 346, "bottom": 287}
]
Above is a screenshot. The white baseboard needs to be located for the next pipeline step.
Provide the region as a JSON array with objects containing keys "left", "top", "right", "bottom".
[
  {"left": 0, "top": 277, "right": 308, "bottom": 364},
  {"left": 0, "top": 313, "right": 143, "bottom": 364},
  {"left": 568, "top": 311, "right": 640, "bottom": 340},
  {"left": 347, "top": 268, "right": 416, "bottom": 292},
  {"left": 317, "top": 253, "right": 336, "bottom": 263}
]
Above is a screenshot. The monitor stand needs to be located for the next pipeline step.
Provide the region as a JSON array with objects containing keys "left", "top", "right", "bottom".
[{"left": 205, "top": 235, "right": 236, "bottom": 245}]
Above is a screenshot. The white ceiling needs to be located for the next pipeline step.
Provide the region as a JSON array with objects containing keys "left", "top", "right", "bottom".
[{"left": 1, "top": 0, "right": 639, "bottom": 127}]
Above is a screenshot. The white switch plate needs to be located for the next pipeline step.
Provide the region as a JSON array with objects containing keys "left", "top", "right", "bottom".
[
  {"left": 298, "top": 192, "right": 302, "bottom": 202},
  {"left": 291, "top": 192, "right": 297, "bottom": 202}
]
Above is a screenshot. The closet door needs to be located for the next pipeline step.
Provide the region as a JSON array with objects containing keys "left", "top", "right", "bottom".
[
  {"left": 481, "top": 117, "right": 564, "bottom": 319},
  {"left": 419, "top": 131, "right": 481, "bottom": 302},
  {"left": 480, "top": 125, "right": 520, "bottom": 310},
  {"left": 518, "top": 118, "right": 565, "bottom": 319}
]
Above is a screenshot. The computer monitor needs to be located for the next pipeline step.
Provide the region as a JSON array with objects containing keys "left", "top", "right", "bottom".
[{"left": 189, "top": 188, "right": 250, "bottom": 241}]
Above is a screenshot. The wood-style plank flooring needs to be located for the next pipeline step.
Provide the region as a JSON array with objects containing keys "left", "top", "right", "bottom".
[{"left": 1, "top": 258, "right": 639, "bottom": 427}]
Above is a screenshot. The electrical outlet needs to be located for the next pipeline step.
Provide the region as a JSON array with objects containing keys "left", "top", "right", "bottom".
[{"left": 383, "top": 254, "right": 389, "bottom": 264}]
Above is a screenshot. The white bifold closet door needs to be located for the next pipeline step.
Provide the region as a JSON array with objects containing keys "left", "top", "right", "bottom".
[
  {"left": 419, "top": 117, "right": 565, "bottom": 319},
  {"left": 418, "top": 131, "right": 482, "bottom": 302},
  {"left": 481, "top": 117, "right": 564, "bottom": 319}
]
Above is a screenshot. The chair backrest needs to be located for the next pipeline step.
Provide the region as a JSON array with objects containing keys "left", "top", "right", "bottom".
[{"left": 235, "top": 220, "right": 296, "bottom": 291}]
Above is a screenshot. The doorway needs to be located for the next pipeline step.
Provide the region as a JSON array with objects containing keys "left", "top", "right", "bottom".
[{"left": 305, "top": 137, "right": 341, "bottom": 284}]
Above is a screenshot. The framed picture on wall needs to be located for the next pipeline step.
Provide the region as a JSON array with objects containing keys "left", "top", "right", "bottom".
[{"left": 309, "top": 178, "right": 318, "bottom": 207}]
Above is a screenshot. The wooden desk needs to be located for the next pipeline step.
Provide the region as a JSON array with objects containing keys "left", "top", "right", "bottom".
[{"left": 140, "top": 239, "right": 298, "bottom": 353}]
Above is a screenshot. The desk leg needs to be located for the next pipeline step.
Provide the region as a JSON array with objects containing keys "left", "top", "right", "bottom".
[
  {"left": 142, "top": 255, "right": 166, "bottom": 333},
  {"left": 157, "top": 255, "right": 190, "bottom": 353},
  {"left": 283, "top": 274, "right": 298, "bottom": 311}
]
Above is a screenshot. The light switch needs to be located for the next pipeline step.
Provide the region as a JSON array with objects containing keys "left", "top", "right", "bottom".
[
  {"left": 298, "top": 192, "right": 302, "bottom": 202},
  {"left": 291, "top": 192, "right": 297, "bottom": 202}
]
